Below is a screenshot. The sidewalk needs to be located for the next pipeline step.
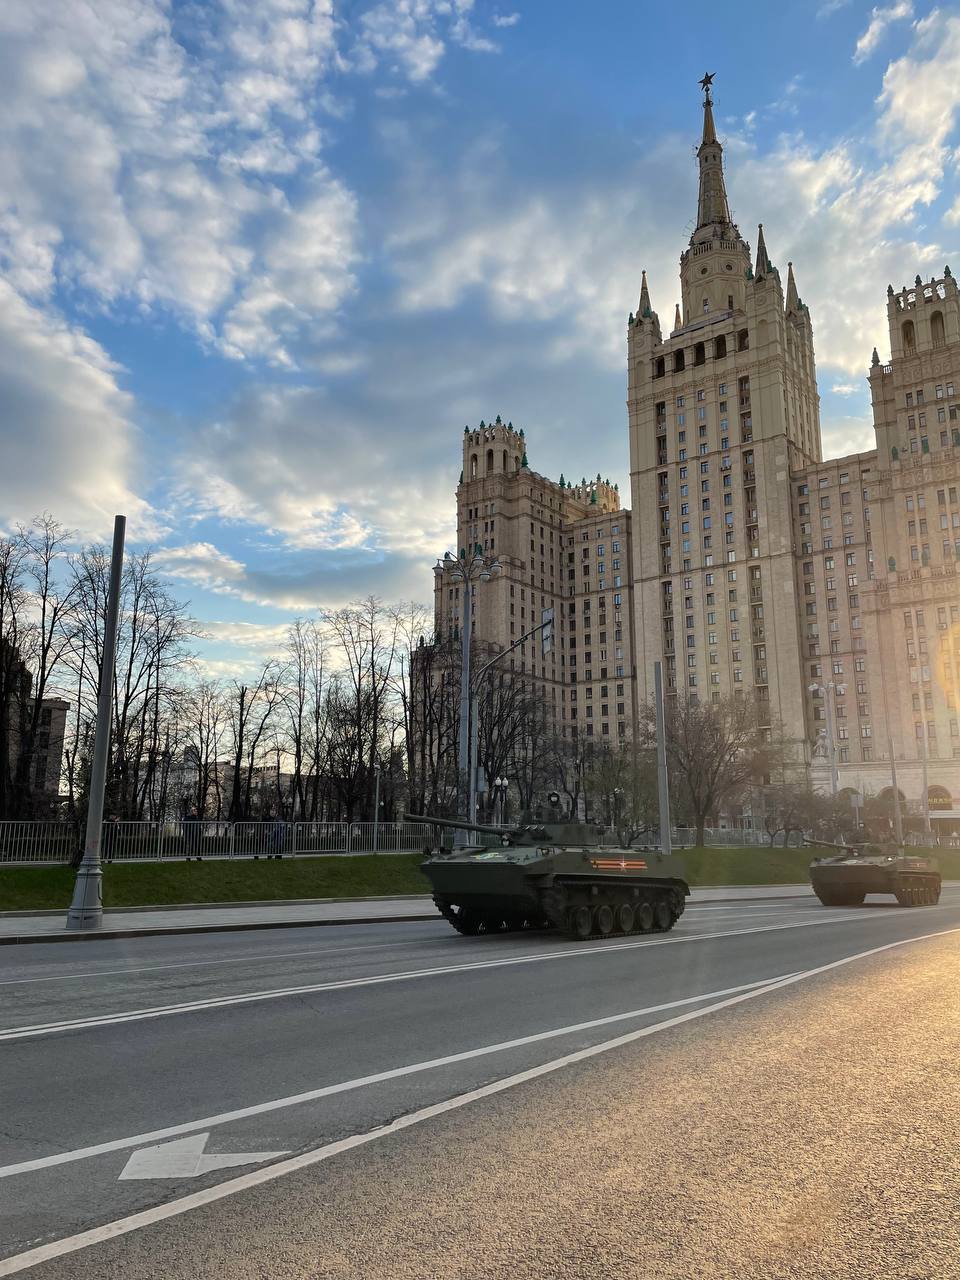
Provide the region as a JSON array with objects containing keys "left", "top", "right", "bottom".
[{"left": 0, "top": 884, "right": 816, "bottom": 946}]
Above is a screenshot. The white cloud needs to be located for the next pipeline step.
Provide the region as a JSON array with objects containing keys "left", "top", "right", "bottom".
[
  {"left": 219, "top": 178, "right": 360, "bottom": 365},
  {"left": 203, "top": 619, "right": 293, "bottom": 652},
  {"left": 877, "top": 10, "right": 960, "bottom": 147},
  {"left": 819, "top": 413, "right": 876, "bottom": 458},
  {"left": 175, "top": 383, "right": 454, "bottom": 559},
  {"left": 853, "top": 1, "right": 913, "bottom": 65},
  {"left": 831, "top": 382, "right": 861, "bottom": 395},
  {"left": 0, "top": 279, "right": 156, "bottom": 538},
  {"left": 153, "top": 542, "right": 249, "bottom": 595},
  {"left": 354, "top": 0, "right": 498, "bottom": 81},
  {"left": 492, "top": 13, "right": 521, "bottom": 28}
]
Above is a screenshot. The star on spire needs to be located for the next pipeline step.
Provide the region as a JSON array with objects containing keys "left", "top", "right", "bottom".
[{"left": 699, "top": 72, "right": 715, "bottom": 100}]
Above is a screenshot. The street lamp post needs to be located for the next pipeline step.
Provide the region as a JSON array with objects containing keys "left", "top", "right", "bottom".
[
  {"left": 809, "top": 680, "right": 844, "bottom": 797},
  {"left": 434, "top": 548, "right": 500, "bottom": 847},
  {"left": 372, "top": 762, "right": 381, "bottom": 853},
  {"left": 67, "top": 514, "right": 126, "bottom": 931},
  {"left": 492, "top": 776, "right": 508, "bottom": 826},
  {"left": 919, "top": 724, "right": 932, "bottom": 842}
]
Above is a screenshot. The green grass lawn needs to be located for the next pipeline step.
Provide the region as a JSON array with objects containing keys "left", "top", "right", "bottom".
[
  {"left": 2, "top": 845, "right": 958, "bottom": 913},
  {"left": 0, "top": 855, "right": 432, "bottom": 912}
]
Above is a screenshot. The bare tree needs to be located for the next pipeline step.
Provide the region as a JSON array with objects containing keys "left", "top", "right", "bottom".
[
  {"left": 278, "top": 619, "right": 330, "bottom": 819},
  {"left": 66, "top": 546, "right": 197, "bottom": 819},
  {"left": 324, "top": 598, "right": 402, "bottom": 819},
  {"left": 225, "top": 664, "right": 280, "bottom": 820},
  {"left": 180, "top": 680, "right": 228, "bottom": 818},
  {"left": 641, "top": 694, "right": 777, "bottom": 847}
]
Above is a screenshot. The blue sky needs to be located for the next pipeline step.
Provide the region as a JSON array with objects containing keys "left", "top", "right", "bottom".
[{"left": 2, "top": 0, "right": 958, "bottom": 674}]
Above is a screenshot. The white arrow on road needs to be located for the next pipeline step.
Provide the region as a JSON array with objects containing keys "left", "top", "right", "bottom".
[{"left": 119, "top": 1132, "right": 287, "bottom": 1181}]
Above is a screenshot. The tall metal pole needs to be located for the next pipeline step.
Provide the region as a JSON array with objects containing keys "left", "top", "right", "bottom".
[
  {"left": 920, "top": 727, "right": 931, "bottom": 842},
  {"left": 455, "top": 570, "right": 472, "bottom": 847},
  {"left": 469, "top": 688, "right": 479, "bottom": 842},
  {"left": 889, "top": 737, "right": 904, "bottom": 846},
  {"left": 67, "top": 515, "right": 126, "bottom": 931},
  {"left": 824, "top": 683, "right": 839, "bottom": 797},
  {"left": 372, "top": 764, "right": 380, "bottom": 853},
  {"left": 654, "top": 661, "right": 672, "bottom": 856}
]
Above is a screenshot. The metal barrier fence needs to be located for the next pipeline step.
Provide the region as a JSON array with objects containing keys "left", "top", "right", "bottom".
[
  {"left": 0, "top": 819, "right": 444, "bottom": 865},
  {"left": 0, "top": 821, "right": 79, "bottom": 865},
  {"left": 0, "top": 819, "right": 807, "bottom": 865}
]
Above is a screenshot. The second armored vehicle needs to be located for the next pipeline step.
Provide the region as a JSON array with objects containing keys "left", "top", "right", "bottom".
[
  {"left": 409, "top": 815, "right": 690, "bottom": 940},
  {"left": 806, "top": 839, "right": 941, "bottom": 907}
]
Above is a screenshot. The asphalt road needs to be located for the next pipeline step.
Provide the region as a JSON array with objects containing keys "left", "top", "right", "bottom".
[{"left": 1, "top": 888, "right": 958, "bottom": 1278}]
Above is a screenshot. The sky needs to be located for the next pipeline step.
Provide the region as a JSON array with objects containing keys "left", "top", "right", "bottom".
[{"left": 2, "top": 0, "right": 959, "bottom": 676}]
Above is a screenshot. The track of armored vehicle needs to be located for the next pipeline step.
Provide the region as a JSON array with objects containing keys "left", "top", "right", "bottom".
[
  {"left": 806, "top": 839, "right": 941, "bottom": 907},
  {"left": 409, "top": 815, "right": 689, "bottom": 941}
]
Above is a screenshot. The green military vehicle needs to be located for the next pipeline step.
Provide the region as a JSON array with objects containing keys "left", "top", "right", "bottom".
[
  {"left": 407, "top": 814, "right": 689, "bottom": 940},
  {"left": 806, "top": 838, "right": 941, "bottom": 907}
]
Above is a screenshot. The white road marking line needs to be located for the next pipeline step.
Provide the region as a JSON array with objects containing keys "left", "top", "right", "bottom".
[
  {"left": 0, "top": 935, "right": 456, "bottom": 987},
  {"left": 1, "top": 907, "right": 817, "bottom": 987},
  {"left": 0, "top": 913, "right": 876, "bottom": 1043},
  {"left": 0, "top": 975, "right": 787, "bottom": 1180},
  {"left": 1, "top": 926, "right": 957, "bottom": 1278},
  {"left": 0, "top": 908, "right": 824, "bottom": 992}
]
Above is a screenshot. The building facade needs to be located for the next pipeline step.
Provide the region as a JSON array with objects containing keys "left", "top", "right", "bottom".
[
  {"left": 434, "top": 420, "right": 638, "bottom": 746},
  {"left": 429, "top": 83, "right": 960, "bottom": 821}
]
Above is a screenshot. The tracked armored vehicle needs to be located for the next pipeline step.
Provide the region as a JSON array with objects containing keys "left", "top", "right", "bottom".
[
  {"left": 806, "top": 838, "right": 941, "bottom": 907},
  {"left": 408, "top": 814, "right": 689, "bottom": 940}
]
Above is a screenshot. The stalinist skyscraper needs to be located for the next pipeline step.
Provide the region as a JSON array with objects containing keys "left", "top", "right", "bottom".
[
  {"left": 431, "top": 76, "right": 960, "bottom": 825},
  {"left": 629, "top": 74, "right": 822, "bottom": 754}
]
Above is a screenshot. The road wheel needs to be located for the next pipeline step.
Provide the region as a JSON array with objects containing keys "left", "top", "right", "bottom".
[
  {"left": 615, "top": 902, "right": 636, "bottom": 934},
  {"left": 636, "top": 901, "right": 654, "bottom": 932},
  {"left": 654, "top": 897, "right": 672, "bottom": 931},
  {"left": 570, "top": 905, "right": 594, "bottom": 939},
  {"left": 595, "top": 903, "right": 615, "bottom": 937},
  {"left": 455, "top": 908, "right": 483, "bottom": 935}
]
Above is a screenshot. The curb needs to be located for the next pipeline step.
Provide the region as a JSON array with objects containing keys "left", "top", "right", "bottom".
[
  {"left": 0, "top": 912, "right": 440, "bottom": 946},
  {"left": 0, "top": 893, "right": 433, "bottom": 920}
]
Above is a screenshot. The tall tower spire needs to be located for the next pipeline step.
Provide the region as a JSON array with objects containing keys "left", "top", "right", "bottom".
[
  {"left": 785, "top": 260, "right": 799, "bottom": 312},
  {"left": 755, "top": 223, "right": 771, "bottom": 277},
  {"left": 638, "top": 269, "right": 652, "bottom": 317},
  {"left": 694, "top": 73, "right": 733, "bottom": 237}
]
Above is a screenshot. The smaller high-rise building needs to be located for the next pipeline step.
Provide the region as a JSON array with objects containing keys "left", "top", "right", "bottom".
[{"left": 433, "top": 420, "right": 638, "bottom": 746}]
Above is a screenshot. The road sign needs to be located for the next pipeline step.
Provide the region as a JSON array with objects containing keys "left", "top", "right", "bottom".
[
  {"left": 118, "top": 1132, "right": 287, "bottom": 1180},
  {"left": 541, "top": 607, "right": 554, "bottom": 656}
]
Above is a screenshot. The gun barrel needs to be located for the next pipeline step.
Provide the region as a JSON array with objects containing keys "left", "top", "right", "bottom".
[{"left": 403, "top": 813, "right": 505, "bottom": 838}]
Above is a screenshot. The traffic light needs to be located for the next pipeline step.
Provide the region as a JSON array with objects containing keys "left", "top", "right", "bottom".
[{"left": 541, "top": 606, "right": 554, "bottom": 656}]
